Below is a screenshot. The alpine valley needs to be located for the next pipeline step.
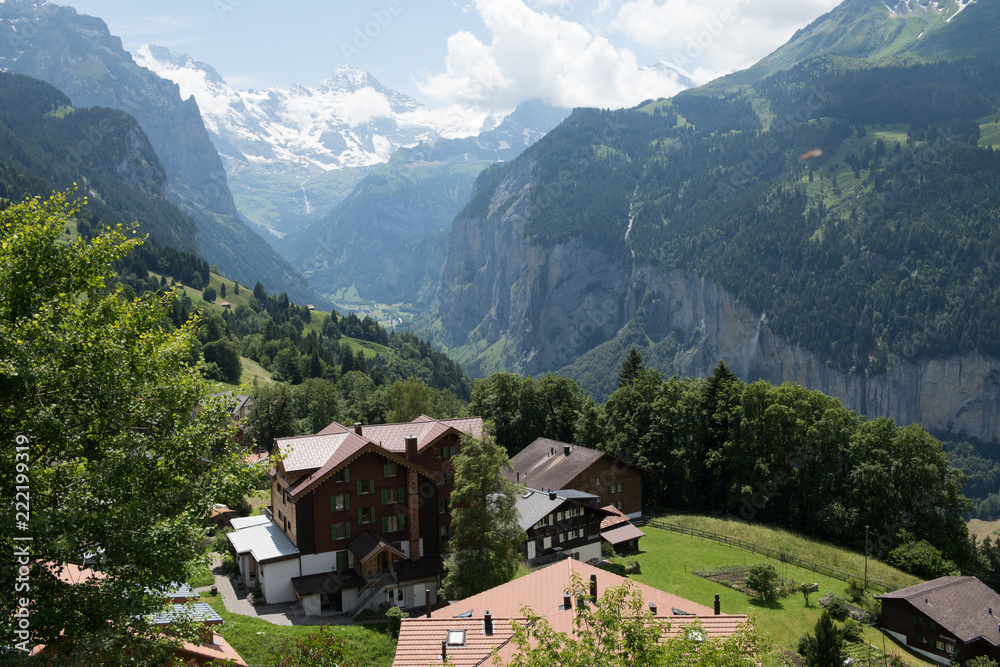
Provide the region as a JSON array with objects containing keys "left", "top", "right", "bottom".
[
  {"left": 3, "top": 0, "right": 1000, "bottom": 449},
  {"left": 431, "top": 0, "right": 1000, "bottom": 445}
]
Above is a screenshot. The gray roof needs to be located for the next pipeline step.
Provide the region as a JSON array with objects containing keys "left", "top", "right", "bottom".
[
  {"left": 507, "top": 438, "right": 610, "bottom": 490},
  {"left": 227, "top": 522, "right": 300, "bottom": 563},
  {"left": 230, "top": 514, "right": 272, "bottom": 531},
  {"left": 291, "top": 570, "right": 364, "bottom": 598},
  {"left": 602, "top": 522, "right": 645, "bottom": 545},
  {"left": 515, "top": 488, "right": 600, "bottom": 531},
  {"left": 149, "top": 601, "right": 223, "bottom": 626},
  {"left": 147, "top": 582, "right": 199, "bottom": 601},
  {"left": 878, "top": 576, "right": 1000, "bottom": 644}
]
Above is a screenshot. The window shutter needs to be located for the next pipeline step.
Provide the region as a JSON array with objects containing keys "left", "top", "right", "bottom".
[
  {"left": 400, "top": 514, "right": 406, "bottom": 532},
  {"left": 382, "top": 516, "right": 389, "bottom": 533},
  {"left": 397, "top": 487, "right": 404, "bottom": 503},
  {"left": 330, "top": 496, "right": 336, "bottom": 512},
  {"left": 358, "top": 508, "right": 362, "bottom": 524},
  {"left": 346, "top": 521, "right": 351, "bottom": 539},
  {"left": 368, "top": 479, "right": 375, "bottom": 494},
  {"left": 381, "top": 489, "right": 389, "bottom": 505},
  {"left": 344, "top": 468, "right": 350, "bottom": 483},
  {"left": 345, "top": 494, "right": 350, "bottom": 510},
  {"left": 331, "top": 524, "right": 337, "bottom": 540},
  {"left": 357, "top": 480, "right": 362, "bottom": 495}
]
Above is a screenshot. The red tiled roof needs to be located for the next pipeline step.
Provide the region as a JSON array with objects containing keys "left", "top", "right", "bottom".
[
  {"left": 317, "top": 416, "right": 483, "bottom": 453},
  {"left": 600, "top": 504, "right": 631, "bottom": 529},
  {"left": 287, "top": 439, "right": 436, "bottom": 499},
  {"left": 394, "top": 560, "right": 748, "bottom": 667}
]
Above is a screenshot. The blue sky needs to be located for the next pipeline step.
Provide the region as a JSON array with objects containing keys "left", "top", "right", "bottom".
[{"left": 54, "top": 0, "right": 843, "bottom": 110}]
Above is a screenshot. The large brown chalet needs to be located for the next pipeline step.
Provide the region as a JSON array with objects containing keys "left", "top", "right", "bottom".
[{"left": 228, "top": 415, "right": 482, "bottom": 617}]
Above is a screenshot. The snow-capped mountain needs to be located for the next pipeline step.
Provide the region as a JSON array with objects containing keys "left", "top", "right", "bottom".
[
  {"left": 881, "top": 0, "right": 975, "bottom": 20},
  {"left": 135, "top": 45, "right": 461, "bottom": 173}
]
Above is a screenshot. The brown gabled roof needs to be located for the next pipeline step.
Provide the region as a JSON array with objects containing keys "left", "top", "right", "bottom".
[
  {"left": 600, "top": 505, "right": 631, "bottom": 529},
  {"left": 285, "top": 437, "right": 438, "bottom": 500},
  {"left": 602, "top": 522, "right": 645, "bottom": 545},
  {"left": 349, "top": 530, "right": 406, "bottom": 565},
  {"left": 506, "top": 438, "right": 637, "bottom": 490},
  {"left": 878, "top": 576, "right": 1000, "bottom": 645},
  {"left": 393, "top": 559, "right": 749, "bottom": 667}
]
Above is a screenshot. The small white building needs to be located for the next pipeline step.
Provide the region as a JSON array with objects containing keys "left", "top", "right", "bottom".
[{"left": 227, "top": 522, "right": 301, "bottom": 604}]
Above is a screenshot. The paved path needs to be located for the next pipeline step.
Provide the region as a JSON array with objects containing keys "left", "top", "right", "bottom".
[{"left": 198, "top": 553, "right": 363, "bottom": 627}]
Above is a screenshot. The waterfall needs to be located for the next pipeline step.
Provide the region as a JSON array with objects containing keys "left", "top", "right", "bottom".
[{"left": 742, "top": 311, "right": 765, "bottom": 378}]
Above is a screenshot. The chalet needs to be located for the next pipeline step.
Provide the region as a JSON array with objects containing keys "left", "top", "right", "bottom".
[
  {"left": 505, "top": 438, "right": 645, "bottom": 519},
  {"left": 229, "top": 415, "right": 483, "bottom": 617},
  {"left": 392, "top": 559, "right": 748, "bottom": 667},
  {"left": 515, "top": 488, "right": 607, "bottom": 566},
  {"left": 878, "top": 576, "right": 1000, "bottom": 664},
  {"left": 600, "top": 504, "right": 645, "bottom": 555}
]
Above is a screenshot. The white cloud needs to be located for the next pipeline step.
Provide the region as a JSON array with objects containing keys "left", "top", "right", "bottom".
[
  {"left": 338, "top": 88, "right": 394, "bottom": 126},
  {"left": 133, "top": 45, "right": 235, "bottom": 131},
  {"left": 418, "top": 0, "right": 689, "bottom": 113},
  {"left": 606, "top": 0, "right": 843, "bottom": 72}
]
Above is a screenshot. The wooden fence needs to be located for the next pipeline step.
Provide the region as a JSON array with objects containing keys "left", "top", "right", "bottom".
[{"left": 644, "top": 517, "right": 892, "bottom": 593}]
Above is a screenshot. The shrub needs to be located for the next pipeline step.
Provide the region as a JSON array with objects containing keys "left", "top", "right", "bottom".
[
  {"left": 386, "top": 606, "right": 409, "bottom": 638},
  {"left": 842, "top": 618, "right": 864, "bottom": 642},
  {"left": 202, "top": 285, "right": 217, "bottom": 302},
  {"left": 212, "top": 527, "right": 235, "bottom": 557},
  {"left": 845, "top": 578, "right": 865, "bottom": 603},
  {"left": 885, "top": 539, "right": 958, "bottom": 579},
  {"left": 234, "top": 496, "right": 252, "bottom": 517},
  {"left": 623, "top": 558, "right": 641, "bottom": 575},
  {"left": 826, "top": 594, "right": 849, "bottom": 621},
  {"left": 746, "top": 563, "right": 779, "bottom": 601}
]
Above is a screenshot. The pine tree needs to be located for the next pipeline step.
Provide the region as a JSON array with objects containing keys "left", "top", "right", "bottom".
[
  {"left": 799, "top": 611, "right": 844, "bottom": 667},
  {"left": 220, "top": 283, "right": 226, "bottom": 299},
  {"left": 618, "top": 347, "right": 645, "bottom": 388}
]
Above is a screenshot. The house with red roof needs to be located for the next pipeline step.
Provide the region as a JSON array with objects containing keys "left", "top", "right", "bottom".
[
  {"left": 392, "top": 559, "right": 749, "bottom": 667},
  {"left": 230, "top": 414, "right": 483, "bottom": 617}
]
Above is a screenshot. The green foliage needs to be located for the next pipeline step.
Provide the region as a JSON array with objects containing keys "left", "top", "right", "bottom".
[
  {"left": 745, "top": 564, "right": 779, "bottom": 601},
  {"left": 202, "top": 285, "right": 217, "bottom": 302},
  {"left": 385, "top": 606, "right": 408, "bottom": 639},
  {"left": 618, "top": 347, "right": 645, "bottom": 388},
  {"left": 0, "top": 192, "right": 250, "bottom": 659},
  {"left": 824, "top": 595, "right": 849, "bottom": 622},
  {"left": 234, "top": 497, "right": 252, "bottom": 518},
  {"left": 844, "top": 578, "right": 865, "bottom": 604},
  {"left": 273, "top": 625, "right": 348, "bottom": 667},
  {"left": 798, "top": 611, "right": 843, "bottom": 667},
  {"left": 841, "top": 618, "right": 864, "bottom": 643},
  {"left": 885, "top": 537, "right": 959, "bottom": 579},
  {"left": 442, "top": 434, "right": 526, "bottom": 599},
  {"left": 497, "top": 572, "right": 765, "bottom": 666},
  {"left": 244, "top": 382, "right": 297, "bottom": 449},
  {"left": 967, "top": 658, "right": 1000, "bottom": 667}
]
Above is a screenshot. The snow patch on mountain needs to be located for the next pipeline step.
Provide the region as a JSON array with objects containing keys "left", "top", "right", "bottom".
[
  {"left": 881, "top": 0, "right": 975, "bottom": 20},
  {"left": 134, "top": 45, "right": 489, "bottom": 173}
]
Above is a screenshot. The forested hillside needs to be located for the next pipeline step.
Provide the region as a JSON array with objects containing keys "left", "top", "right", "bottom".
[{"left": 0, "top": 73, "right": 199, "bottom": 253}]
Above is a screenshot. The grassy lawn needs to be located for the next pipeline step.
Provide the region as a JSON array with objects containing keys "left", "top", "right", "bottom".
[
  {"left": 203, "top": 593, "right": 397, "bottom": 666},
  {"left": 632, "top": 524, "right": 935, "bottom": 666},
  {"left": 968, "top": 518, "right": 1000, "bottom": 541}
]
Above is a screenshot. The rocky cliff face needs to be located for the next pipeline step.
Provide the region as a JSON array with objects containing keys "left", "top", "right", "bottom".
[{"left": 439, "top": 158, "right": 1000, "bottom": 444}]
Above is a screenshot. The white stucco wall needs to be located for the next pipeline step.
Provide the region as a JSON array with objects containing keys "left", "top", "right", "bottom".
[
  {"left": 301, "top": 551, "right": 338, "bottom": 577},
  {"left": 260, "top": 558, "right": 300, "bottom": 604}
]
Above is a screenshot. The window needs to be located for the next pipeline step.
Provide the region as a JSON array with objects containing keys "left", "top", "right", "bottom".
[
  {"left": 559, "top": 532, "right": 566, "bottom": 543},
  {"left": 617, "top": 483, "right": 623, "bottom": 493},
  {"left": 438, "top": 498, "right": 449, "bottom": 514},
  {"left": 384, "top": 463, "right": 397, "bottom": 478},
  {"left": 334, "top": 468, "right": 350, "bottom": 484},
  {"left": 330, "top": 494, "right": 350, "bottom": 512},
  {"left": 358, "top": 507, "right": 374, "bottom": 524},
  {"left": 543, "top": 536, "right": 552, "bottom": 549},
  {"left": 397, "top": 588, "right": 404, "bottom": 602},
  {"left": 615, "top": 501, "right": 624, "bottom": 510},
  {"left": 383, "top": 515, "right": 406, "bottom": 533},
  {"left": 434, "top": 447, "right": 443, "bottom": 459},
  {"left": 557, "top": 511, "right": 564, "bottom": 521},
  {"left": 357, "top": 479, "right": 375, "bottom": 495},
  {"left": 444, "top": 473, "right": 452, "bottom": 485},
  {"left": 336, "top": 550, "right": 349, "bottom": 572},
  {"left": 440, "top": 524, "right": 453, "bottom": 550},
  {"left": 447, "top": 630, "right": 466, "bottom": 647},
  {"left": 536, "top": 515, "right": 550, "bottom": 528},
  {"left": 567, "top": 507, "right": 581, "bottom": 518},
  {"left": 935, "top": 641, "right": 945, "bottom": 651},
  {"left": 596, "top": 477, "right": 602, "bottom": 486},
  {"left": 381, "top": 487, "right": 404, "bottom": 505},
  {"left": 332, "top": 522, "right": 351, "bottom": 540}
]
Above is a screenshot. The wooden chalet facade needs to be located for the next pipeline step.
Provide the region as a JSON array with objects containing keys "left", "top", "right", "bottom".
[
  {"left": 515, "top": 489, "right": 608, "bottom": 566},
  {"left": 878, "top": 576, "right": 1000, "bottom": 664},
  {"left": 230, "top": 415, "right": 482, "bottom": 616},
  {"left": 506, "top": 438, "right": 645, "bottom": 518}
]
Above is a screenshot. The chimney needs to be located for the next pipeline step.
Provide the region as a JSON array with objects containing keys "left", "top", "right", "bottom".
[
  {"left": 405, "top": 435, "right": 418, "bottom": 461},
  {"left": 426, "top": 589, "right": 432, "bottom": 618},
  {"left": 550, "top": 447, "right": 554, "bottom": 456},
  {"left": 516, "top": 471, "right": 520, "bottom": 482},
  {"left": 714, "top": 594, "right": 720, "bottom": 615},
  {"left": 649, "top": 602, "right": 657, "bottom": 616},
  {"left": 353, "top": 422, "right": 363, "bottom": 436},
  {"left": 564, "top": 445, "right": 571, "bottom": 457},
  {"left": 484, "top": 610, "right": 494, "bottom": 636},
  {"left": 590, "top": 574, "right": 597, "bottom": 603},
  {"left": 441, "top": 640, "right": 447, "bottom": 662},
  {"left": 563, "top": 594, "right": 572, "bottom": 610},
  {"left": 549, "top": 490, "right": 557, "bottom": 501}
]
